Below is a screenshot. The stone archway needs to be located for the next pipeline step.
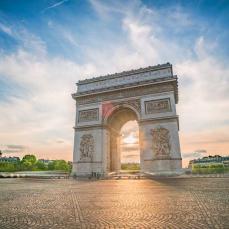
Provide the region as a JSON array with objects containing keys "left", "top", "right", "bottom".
[
  {"left": 72, "top": 63, "right": 182, "bottom": 177},
  {"left": 105, "top": 105, "right": 139, "bottom": 172}
]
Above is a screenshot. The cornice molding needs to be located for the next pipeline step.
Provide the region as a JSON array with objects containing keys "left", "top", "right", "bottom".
[
  {"left": 77, "top": 63, "right": 172, "bottom": 85},
  {"left": 144, "top": 158, "right": 182, "bottom": 161},
  {"left": 74, "top": 124, "right": 106, "bottom": 131},
  {"left": 73, "top": 76, "right": 177, "bottom": 98},
  {"left": 139, "top": 115, "right": 180, "bottom": 130},
  {"left": 73, "top": 77, "right": 178, "bottom": 104}
]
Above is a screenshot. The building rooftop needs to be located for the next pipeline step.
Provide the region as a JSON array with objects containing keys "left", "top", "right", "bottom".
[{"left": 189, "top": 155, "right": 229, "bottom": 165}]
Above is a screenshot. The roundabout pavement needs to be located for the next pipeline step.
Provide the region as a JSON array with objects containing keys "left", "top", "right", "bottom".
[{"left": 0, "top": 177, "right": 228, "bottom": 228}]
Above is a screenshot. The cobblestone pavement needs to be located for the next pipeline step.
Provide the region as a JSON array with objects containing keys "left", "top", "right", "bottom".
[{"left": 0, "top": 178, "right": 228, "bottom": 229}]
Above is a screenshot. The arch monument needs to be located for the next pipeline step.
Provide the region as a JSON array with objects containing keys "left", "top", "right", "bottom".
[{"left": 72, "top": 63, "right": 182, "bottom": 176}]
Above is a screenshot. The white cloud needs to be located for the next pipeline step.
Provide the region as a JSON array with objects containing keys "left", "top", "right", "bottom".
[
  {"left": 182, "top": 149, "right": 207, "bottom": 159},
  {"left": 0, "top": 22, "right": 13, "bottom": 36},
  {"left": 0, "top": 33, "right": 96, "bottom": 160},
  {"left": 176, "top": 37, "right": 229, "bottom": 133},
  {"left": 0, "top": 22, "right": 46, "bottom": 56}
]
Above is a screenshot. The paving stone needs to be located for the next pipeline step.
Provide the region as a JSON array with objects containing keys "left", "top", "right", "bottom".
[{"left": 0, "top": 178, "right": 228, "bottom": 228}]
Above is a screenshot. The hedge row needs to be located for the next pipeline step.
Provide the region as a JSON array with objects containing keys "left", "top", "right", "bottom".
[{"left": 192, "top": 163, "right": 228, "bottom": 174}]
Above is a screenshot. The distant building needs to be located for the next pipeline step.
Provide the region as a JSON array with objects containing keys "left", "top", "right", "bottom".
[
  {"left": 189, "top": 155, "right": 229, "bottom": 168},
  {"left": 0, "top": 156, "right": 20, "bottom": 163}
]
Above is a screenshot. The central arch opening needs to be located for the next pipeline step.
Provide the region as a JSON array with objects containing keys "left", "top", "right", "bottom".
[
  {"left": 106, "top": 106, "right": 140, "bottom": 173},
  {"left": 120, "top": 120, "right": 140, "bottom": 171}
]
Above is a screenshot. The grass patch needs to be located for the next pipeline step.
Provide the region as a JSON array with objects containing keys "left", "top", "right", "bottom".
[{"left": 121, "top": 163, "right": 140, "bottom": 171}]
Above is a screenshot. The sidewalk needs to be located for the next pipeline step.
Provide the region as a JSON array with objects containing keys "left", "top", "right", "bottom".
[{"left": 0, "top": 171, "right": 69, "bottom": 179}]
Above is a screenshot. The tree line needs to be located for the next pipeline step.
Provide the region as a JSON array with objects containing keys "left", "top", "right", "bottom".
[
  {"left": 0, "top": 154, "right": 71, "bottom": 172},
  {"left": 192, "top": 163, "right": 229, "bottom": 174}
]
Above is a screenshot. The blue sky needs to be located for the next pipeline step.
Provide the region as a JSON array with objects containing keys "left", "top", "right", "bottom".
[
  {"left": 1, "top": 0, "right": 229, "bottom": 61},
  {"left": 0, "top": 0, "right": 229, "bottom": 165}
]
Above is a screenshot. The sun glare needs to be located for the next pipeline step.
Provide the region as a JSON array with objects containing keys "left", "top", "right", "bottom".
[{"left": 123, "top": 133, "right": 138, "bottom": 144}]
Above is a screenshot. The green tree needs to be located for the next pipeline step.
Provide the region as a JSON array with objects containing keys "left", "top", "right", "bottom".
[
  {"left": 53, "top": 160, "right": 70, "bottom": 171},
  {"left": 48, "top": 161, "right": 54, "bottom": 170},
  {"left": 36, "top": 160, "right": 47, "bottom": 170},
  {"left": 21, "top": 154, "right": 37, "bottom": 170},
  {"left": 0, "top": 162, "right": 16, "bottom": 172},
  {"left": 21, "top": 154, "right": 36, "bottom": 164}
]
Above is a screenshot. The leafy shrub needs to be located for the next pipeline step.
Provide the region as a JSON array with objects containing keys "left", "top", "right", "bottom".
[
  {"left": 47, "top": 160, "right": 70, "bottom": 171},
  {"left": 192, "top": 163, "right": 225, "bottom": 174},
  {"left": 53, "top": 160, "right": 70, "bottom": 171},
  {"left": 35, "top": 160, "right": 47, "bottom": 170},
  {"left": 0, "top": 154, "right": 71, "bottom": 172},
  {"left": 21, "top": 155, "right": 37, "bottom": 170},
  {"left": 0, "top": 162, "right": 17, "bottom": 172}
]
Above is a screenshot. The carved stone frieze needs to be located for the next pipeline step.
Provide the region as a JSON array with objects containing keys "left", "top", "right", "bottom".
[
  {"left": 102, "top": 99, "right": 141, "bottom": 118},
  {"left": 145, "top": 99, "right": 171, "bottom": 114},
  {"left": 77, "top": 67, "right": 172, "bottom": 93},
  {"left": 76, "top": 83, "right": 174, "bottom": 105},
  {"left": 151, "top": 127, "right": 171, "bottom": 158},
  {"left": 80, "top": 134, "right": 94, "bottom": 161},
  {"left": 78, "top": 108, "right": 99, "bottom": 122},
  {"left": 124, "top": 99, "right": 141, "bottom": 113}
]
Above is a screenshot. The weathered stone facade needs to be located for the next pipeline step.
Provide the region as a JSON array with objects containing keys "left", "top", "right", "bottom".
[
  {"left": 151, "top": 127, "right": 171, "bottom": 158},
  {"left": 72, "top": 63, "right": 182, "bottom": 176},
  {"left": 79, "top": 134, "right": 94, "bottom": 161},
  {"left": 78, "top": 109, "right": 99, "bottom": 123},
  {"left": 145, "top": 99, "right": 171, "bottom": 114}
]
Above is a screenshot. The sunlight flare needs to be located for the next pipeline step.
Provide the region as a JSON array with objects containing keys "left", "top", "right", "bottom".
[{"left": 123, "top": 133, "right": 138, "bottom": 144}]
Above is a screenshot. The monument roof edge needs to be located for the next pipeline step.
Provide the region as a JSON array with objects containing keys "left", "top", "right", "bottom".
[
  {"left": 72, "top": 76, "right": 178, "bottom": 99},
  {"left": 77, "top": 62, "right": 172, "bottom": 85}
]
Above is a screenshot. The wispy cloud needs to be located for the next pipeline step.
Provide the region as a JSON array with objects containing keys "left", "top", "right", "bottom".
[
  {"left": 0, "top": 24, "right": 96, "bottom": 161},
  {"left": 41, "top": 0, "right": 69, "bottom": 13},
  {"left": 0, "top": 144, "right": 27, "bottom": 154},
  {"left": 0, "top": 21, "right": 46, "bottom": 55},
  {"left": 0, "top": 22, "right": 13, "bottom": 36},
  {"left": 182, "top": 150, "right": 207, "bottom": 159},
  {"left": 6, "top": 145, "right": 26, "bottom": 150}
]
